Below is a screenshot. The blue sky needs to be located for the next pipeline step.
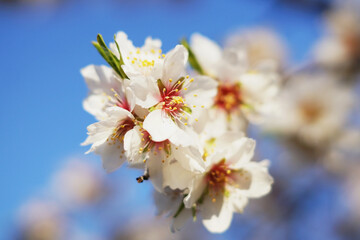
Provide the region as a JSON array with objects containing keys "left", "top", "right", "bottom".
[{"left": 0, "top": 0, "right": 326, "bottom": 237}]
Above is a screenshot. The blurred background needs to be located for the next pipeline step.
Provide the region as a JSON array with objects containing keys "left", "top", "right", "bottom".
[{"left": 1, "top": 0, "right": 359, "bottom": 239}]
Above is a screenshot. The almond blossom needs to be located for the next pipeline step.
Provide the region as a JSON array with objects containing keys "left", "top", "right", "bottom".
[
  {"left": 158, "top": 132, "right": 273, "bottom": 233},
  {"left": 189, "top": 33, "right": 280, "bottom": 135}
]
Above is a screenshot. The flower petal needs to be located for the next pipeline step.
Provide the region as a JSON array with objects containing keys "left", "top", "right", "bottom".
[
  {"left": 143, "top": 109, "right": 178, "bottom": 142},
  {"left": 80, "top": 65, "right": 115, "bottom": 93},
  {"left": 190, "top": 33, "right": 222, "bottom": 76},
  {"left": 184, "top": 76, "right": 218, "bottom": 114},
  {"left": 94, "top": 140, "right": 127, "bottom": 173},
  {"left": 162, "top": 45, "right": 188, "bottom": 82},
  {"left": 239, "top": 160, "right": 274, "bottom": 198},
  {"left": 201, "top": 196, "right": 233, "bottom": 233}
]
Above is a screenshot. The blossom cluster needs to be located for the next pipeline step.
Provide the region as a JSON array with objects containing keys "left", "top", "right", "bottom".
[{"left": 81, "top": 32, "right": 276, "bottom": 233}]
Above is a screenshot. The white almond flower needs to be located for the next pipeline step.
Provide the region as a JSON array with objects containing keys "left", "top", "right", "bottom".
[
  {"left": 115, "top": 39, "right": 218, "bottom": 146},
  {"left": 262, "top": 74, "right": 354, "bottom": 147},
  {"left": 190, "top": 33, "right": 280, "bottom": 134},
  {"left": 124, "top": 125, "right": 206, "bottom": 192},
  {"left": 82, "top": 105, "right": 137, "bottom": 173},
  {"left": 81, "top": 64, "right": 135, "bottom": 121},
  {"left": 161, "top": 132, "right": 273, "bottom": 233}
]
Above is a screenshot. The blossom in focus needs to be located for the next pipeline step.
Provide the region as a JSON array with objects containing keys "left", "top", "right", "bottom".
[
  {"left": 189, "top": 33, "right": 280, "bottom": 135},
  {"left": 159, "top": 132, "right": 273, "bottom": 233},
  {"left": 262, "top": 74, "right": 354, "bottom": 147}
]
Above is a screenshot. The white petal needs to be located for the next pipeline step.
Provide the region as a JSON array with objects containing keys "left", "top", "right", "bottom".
[
  {"left": 83, "top": 94, "right": 109, "bottom": 121},
  {"left": 147, "top": 157, "right": 164, "bottom": 192},
  {"left": 81, "top": 118, "right": 117, "bottom": 150},
  {"left": 172, "top": 146, "right": 205, "bottom": 173},
  {"left": 201, "top": 196, "right": 233, "bottom": 233},
  {"left": 123, "top": 65, "right": 160, "bottom": 108},
  {"left": 190, "top": 33, "right": 222, "bottom": 76},
  {"left": 94, "top": 140, "right": 126, "bottom": 173},
  {"left": 110, "top": 31, "right": 136, "bottom": 62},
  {"left": 168, "top": 125, "right": 196, "bottom": 147},
  {"left": 123, "top": 126, "right": 145, "bottom": 165},
  {"left": 217, "top": 48, "right": 248, "bottom": 81},
  {"left": 142, "top": 37, "right": 162, "bottom": 51},
  {"left": 229, "top": 190, "right": 249, "bottom": 213},
  {"left": 226, "top": 137, "right": 256, "bottom": 168},
  {"left": 184, "top": 76, "right": 218, "bottom": 113},
  {"left": 162, "top": 161, "right": 196, "bottom": 190},
  {"left": 143, "top": 109, "right": 178, "bottom": 142},
  {"left": 240, "top": 160, "right": 274, "bottom": 198},
  {"left": 80, "top": 65, "right": 115, "bottom": 92},
  {"left": 162, "top": 45, "right": 188, "bottom": 82},
  {"left": 183, "top": 175, "right": 206, "bottom": 208}
]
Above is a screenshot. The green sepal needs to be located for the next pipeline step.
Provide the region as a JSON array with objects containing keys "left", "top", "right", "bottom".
[
  {"left": 92, "top": 34, "right": 128, "bottom": 79},
  {"left": 181, "top": 38, "right": 205, "bottom": 75}
]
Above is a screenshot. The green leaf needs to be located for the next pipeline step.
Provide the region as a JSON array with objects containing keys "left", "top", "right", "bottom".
[
  {"left": 181, "top": 38, "right": 205, "bottom": 75},
  {"left": 92, "top": 34, "right": 128, "bottom": 79}
]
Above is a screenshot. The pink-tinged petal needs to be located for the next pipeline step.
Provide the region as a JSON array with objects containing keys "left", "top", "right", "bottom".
[
  {"left": 143, "top": 109, "right": 178, "bottom": 142},
  {"left": 124, "top": 87, "right": 136, "bottom": 112},
  {"left": 162, "top": 45, "right": 188, "bottom": 83}
]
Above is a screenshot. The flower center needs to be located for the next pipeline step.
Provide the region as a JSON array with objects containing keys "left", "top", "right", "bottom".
[
  {"left": 205, "top": 159, "right": 251, "bottom": 202},
  {"left": 214, "top": 83, "right": 242, "bottom": 114},
  {"left": 111, "top": 88, "right": 131, "bottom": 112},
  {"left": 206, "top": 159, "right": 232, "bottom": 199},
  {"left": 157, "top": 78, "right": 190, "bottom": 118},
  {"left": 299, "top": 102, "right": 323, "bottom": 123},
  {"left": 139, "top": 130, "right": 171, "bottom": 162},
  {"left": 109, "top": 118, "right": 135, "bottom": 143}
]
